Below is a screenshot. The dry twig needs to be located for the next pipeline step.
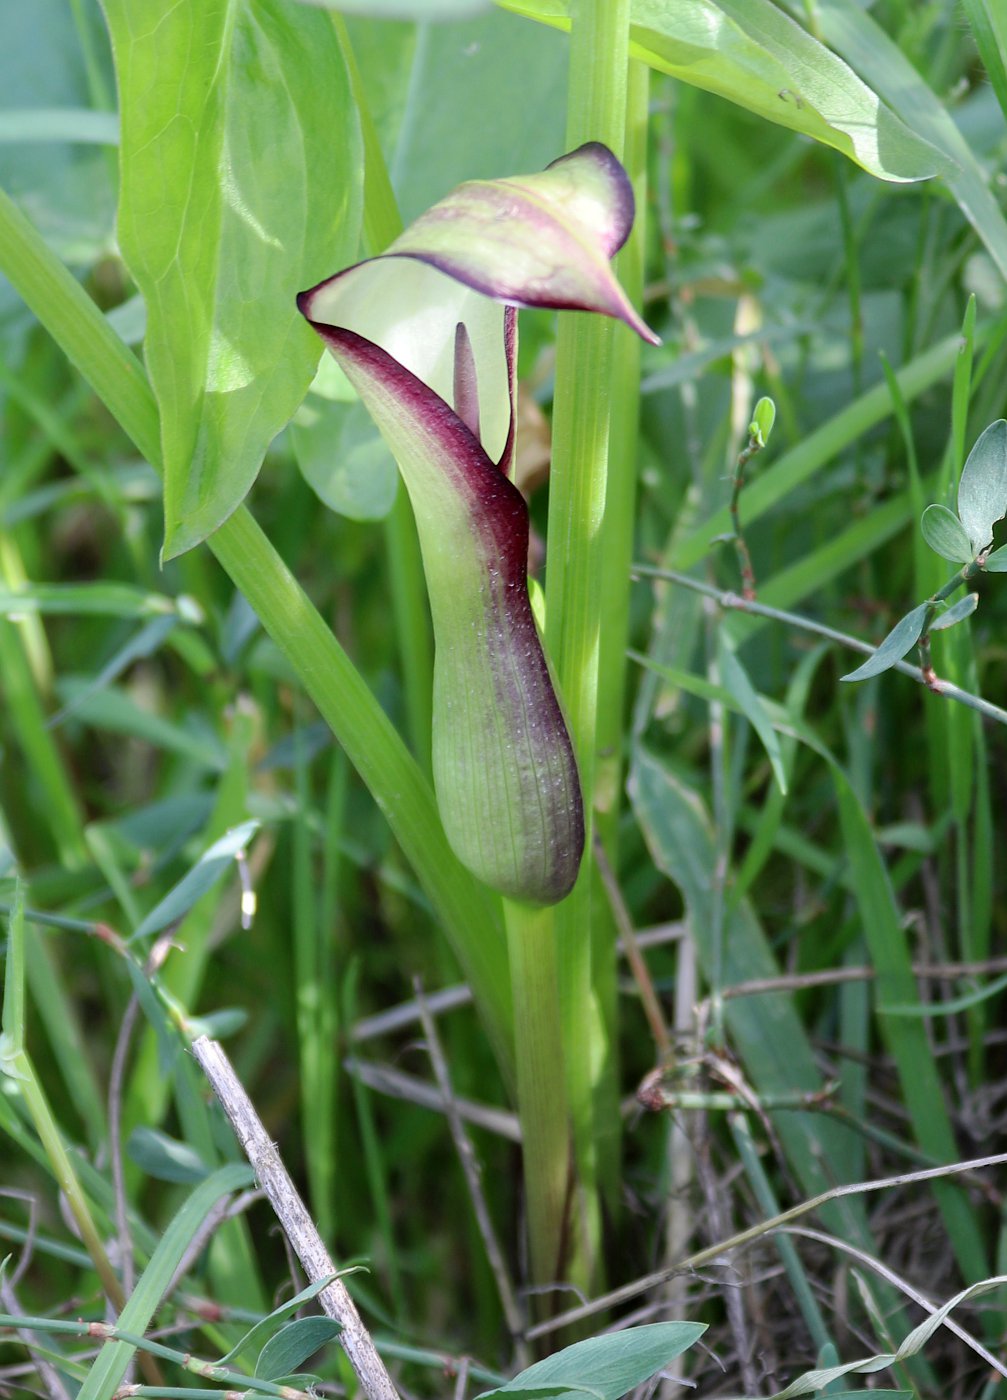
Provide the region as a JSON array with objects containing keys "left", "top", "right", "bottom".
[{"left": 192, "top": 1035, "right": 400, "bottom": 1400}]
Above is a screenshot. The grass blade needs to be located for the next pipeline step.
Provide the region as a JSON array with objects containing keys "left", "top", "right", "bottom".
[{"left": 75, "top": 1163, "right": 252, "bottom": 1400}]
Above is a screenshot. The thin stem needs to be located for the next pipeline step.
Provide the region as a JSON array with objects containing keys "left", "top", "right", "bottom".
[
  {"left": 414, "top": 980, "right": 528, "bottom": 1358},
  {"left": 729, "top": 1114, "right": 832, "bottom": 1353},
  {"left": 526, "top": 1149, "right": 1007, "bottom": 1340},
  {"left": 916, "top": 559, "right": 980, "bottom": 687},
  {"left": 503, "top": 900, "right": 570, "bottom": 1294},
  {"left": 10, "top": 1052, "right": 165, "bottom": 1392},
  {"left": 593, "top": 839, "right": 671, "bottom": 1061},
  {"left": 728, "top": 430, "right": 767, "bottom": 600},
  {"left": 0, "top": 1315, "right": 315, "bottom": 1399},
  {"left": 13, "top": 1057, "right": 118, "bottom": 1303},
  {"left": 632, "top": 564, "right": 1007, "bottom": 728},
  {"left": 704, "top": 608, "right": 729, "bottom": 1048}
]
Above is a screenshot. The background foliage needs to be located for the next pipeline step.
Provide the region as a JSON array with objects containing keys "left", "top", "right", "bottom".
[{"left": 1, "top": 2, "right": 1006, "bottom": 1398}]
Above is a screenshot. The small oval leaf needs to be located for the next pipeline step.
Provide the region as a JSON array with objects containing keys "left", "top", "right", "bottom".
[
  {"left": 957, "top": 419, "right": 1007, "bottom": 551},
  {"left": 920, "top": 504, "right": 972, "bottom": 563},
  {"left": 841, "top": 603, "right": 929, "bottom": 682},
  {"left": 219, "top": 1275, "right": 339, "bottom": 1366},
  {"left": 983, "top": 542, "right": 1007, "bottom": 571},
  {"left": 930, "top": 592, "right": 978, "bottom": 631},
  {"left": 126, "top": 1127, "right": 209, "bottom": 1184},
  {"left": 750, "top": 395, "right": 776, "bottom": 448},
  {"left": 255, "top": 1316, "right": 342, "bottom": 1380}
]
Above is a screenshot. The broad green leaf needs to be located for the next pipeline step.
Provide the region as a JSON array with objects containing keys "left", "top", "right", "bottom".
[
  {"left": 984, "top": 542, "right": 1007, "bottom": 571},
  {"left": 774, "top": 0, "right": 1007, "bottom": 281},
  {"left": 920, "top": 504, "right": 972, "bottom": 563},
  {"left": 292, "top": 396, "right": 399, "bottom": 521},
  {"left": 300, "top": 0, "right": 487, "bottom": 15},
  {"left": 477, "top": 1323, "right": 706, "bottom": 1400},
  {"left": 495, "top": 0, "right": 939, "bottom": 182},
  {"left": 930, "top": 592, "right": 978, "bottom": 632},
  {"left": 255, "top": 1316, "right": 343, "bottom": 1380},
  {"left": 840, "top": 603, "right": 929, "bottom": 683},
  {"left": 389, "top": 9, "right": 569, "bottom": 225},
  {"left": 102, "top": 0, "right": 364, "bottom": 557},
  {"left": 957, "top": 419, "right": 1007, "bottom": 552}
]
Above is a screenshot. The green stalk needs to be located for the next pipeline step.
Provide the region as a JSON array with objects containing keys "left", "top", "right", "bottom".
[
  {"left": 12, "top": 1050, "right": 126, "bottom": 1309},
  {"left": 0, "top": 183, "right": 514, "bottom": 1082},
  {"left": 596, "top": 59, "right": 649, "bottom": 855},
  {"left": 1, "top": 889, "right": 157, "bottom": 1375},
  {"left": 503, "top": 899, "right": 569, "bottom": 1292},
  {"left": 590, "top": 62, "right": 650, "bottom": 1205},
  {"left": 544, "top": 0, "right": 632, "bottom": 1275}
]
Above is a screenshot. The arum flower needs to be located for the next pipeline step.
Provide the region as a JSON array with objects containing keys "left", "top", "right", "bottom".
[{"left": 298, "top": 143, "right": 657, "bottom": 906}]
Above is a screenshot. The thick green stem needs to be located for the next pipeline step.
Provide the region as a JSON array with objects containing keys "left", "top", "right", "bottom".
[
  {"left": 545, "top": 0, "right": 632, "bottom": 1280},
  {"left": 596, "top": 60, "right": 649, "bottom": 854},
  {"left": 504, "top": 899, "right": 569, "bottom": 1293},
  {"left": 590, "top": 63, "right": 650, "bottom": 1207}
]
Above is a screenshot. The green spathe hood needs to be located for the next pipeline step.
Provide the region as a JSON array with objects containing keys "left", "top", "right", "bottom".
[{"left": 298, "top": 144, "right": 656, "bottom": 904}]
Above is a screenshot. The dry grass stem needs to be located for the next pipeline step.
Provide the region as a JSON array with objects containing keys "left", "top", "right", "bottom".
[{"left": 192, "top": 1035, "right": 401, "bottom": 1400}]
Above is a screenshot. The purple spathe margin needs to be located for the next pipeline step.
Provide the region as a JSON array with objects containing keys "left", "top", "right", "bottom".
[{"left": 298, "top": 320, "right": 584, "bottom": 903}]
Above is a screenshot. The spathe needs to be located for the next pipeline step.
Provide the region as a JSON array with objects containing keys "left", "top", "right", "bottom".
[{"left": 298, "top": 144, "right": 656, "bottom": 904}]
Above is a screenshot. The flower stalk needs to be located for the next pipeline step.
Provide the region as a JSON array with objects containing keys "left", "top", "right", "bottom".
[{"left": 544, "top": 0, "right": 635, "bottom": 1280}]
